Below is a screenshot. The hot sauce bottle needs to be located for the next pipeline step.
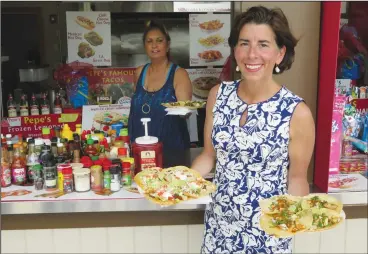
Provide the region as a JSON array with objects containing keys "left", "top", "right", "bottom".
[
  {"left": 131, "top": 118, "right": 163, "bottom": 176},
  {"left": 11, "top": 144, "right": 27, "bottom": 185}
]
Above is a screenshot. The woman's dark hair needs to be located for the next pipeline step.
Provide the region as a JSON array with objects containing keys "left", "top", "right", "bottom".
[
  {"left": 142, "top": 20, "right": 171, "bottom": 59},
  {"left": 228, "top": 6, "right": 298, "bottom": 74}
]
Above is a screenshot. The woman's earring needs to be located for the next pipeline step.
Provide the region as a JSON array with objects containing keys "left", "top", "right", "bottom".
[
  {"left": 236, "top": 66, "right": 240, "bottom": 72},
  {"left": 275, "top": 65, "right": 280, "bottom": 73}
]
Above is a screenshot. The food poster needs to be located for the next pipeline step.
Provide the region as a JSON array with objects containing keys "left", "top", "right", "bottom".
[
  {"left": 189, "top": 14, "right": 231, "bottom": 67},
  {"left": 66, "top": 12, "right": 111, "bottom": 66},
  {"left": 82, "top": 104, "right": 130, "bottom": 132},
  {"left": 187, "top": 68, "right": 222, "bottom": 101},
  {"left": 185, "top": 68, "right": 222, "bottom": 142},
  {"left": 87, "top": 68, "right": 135, "bottom": 104},
  {"left": 328, "top": 173, "right": 367, "bottom": 192}
]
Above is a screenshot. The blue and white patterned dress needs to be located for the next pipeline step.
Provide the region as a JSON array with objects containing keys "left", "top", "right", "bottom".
[{"left": 201, "top": 80, "right": 304, "bottom": 254}]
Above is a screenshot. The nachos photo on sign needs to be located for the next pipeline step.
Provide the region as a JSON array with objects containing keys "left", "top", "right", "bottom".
[
  {"left": 259, "top": 194, "right": 345, "bottom": 238},
  {"left": 198, "top": 34, "right": 225, "bottom": 48},
  {"left": 198, "top": 50, "right": 223, "bottom": 62},
  {"left": 199, "top": 20, "right": 224, "bottom": 32},
  {"left": 192, "top": 76, "right": 221, "bottom": 99},
  {"left": 134, "top": 166, "right": 216, "bottom": 206}
]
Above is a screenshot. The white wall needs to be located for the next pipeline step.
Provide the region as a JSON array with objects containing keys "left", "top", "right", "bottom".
[{"left": 1, "top": 218, "right": 367, "bottom": 253}]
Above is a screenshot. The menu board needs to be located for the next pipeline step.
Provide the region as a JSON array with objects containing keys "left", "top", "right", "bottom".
[
  {"left": 66, "top": 12, "right": 111, "bottom": 66},
  {"left": 189, "top": 14, "right": 230, "bottom": 67},
  {"left": 174, "top": 2, "right": 231, "bottom": 12},
  {"left": 187, "top": 68, "right": 222, "bottom": 101}
]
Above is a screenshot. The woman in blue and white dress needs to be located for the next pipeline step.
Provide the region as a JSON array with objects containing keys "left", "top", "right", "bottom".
[{"left": 192, "top": 6, "right": 316, "bottom": 253}]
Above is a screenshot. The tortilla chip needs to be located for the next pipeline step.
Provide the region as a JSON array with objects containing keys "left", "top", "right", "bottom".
[{"left": 301, "top": 194, "right": 343, "bottom": 213}]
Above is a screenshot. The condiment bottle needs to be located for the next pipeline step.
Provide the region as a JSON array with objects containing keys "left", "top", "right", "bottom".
[
  {"left": 11, "top": 144, "right": 27, "bottom": 185},
  {"left": 39, "top": 146, "right": 57, "bottom": 191},
  {"left": 26, "top": 139, "right": 40, "bottom": 185},
  {"left": 61, "top": 124, "right": 73, "bottom": 141},
  {"left": 103, "top": 160, "right": 112, "bottom": 190},
  {"left": 122, "top": 162, "right": 132, "bottom": 187},
  {"left": 75, "top": 124, "right": 82, "bottom": 136},
  {"left": 62, "top": 166, "right": 74, "bottom": 193},
  {"left": 84, "top": 139, "right": 98, "bottom": 158},
  {"left": 57, "top": 164, "right": 67, "bottom": 192},
  {"left": 51, "top": 137, "right": 58, "bottom": 157},
  {"left": 118, "top": 147, "right": 127, "bottom": 160},
  {"left": 131, "top": 118, "right": 163, "bottom": 175},
  {"left": 33, "top": 164, "right": 44, "bottom": 190},
  {"left": 90, "top": 165, "right": 103, "bottom": 192},
  {"left": 1, "top": 144, "right": 11, "bottom": 187},
  {"left": 110, "top": 165, "right": 121, "bottom": 192}
]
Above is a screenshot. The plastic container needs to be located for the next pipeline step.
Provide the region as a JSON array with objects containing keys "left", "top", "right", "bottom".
[
  {"left": 110, "top": 165, "right": 121, "bottom": 192},
  {"left": 70, "top": 163, "right": 84, "bottom": 169},
  {"left": 90, "top": 165, "right": 103, "bottom": 191},
  {"left": 62, "top": 166, "right": 74, "bottom": 193},
  {"left": 73, "top": 168, "right": 91, "bottom": 192},
  {"left": 131, "top": 118, "right": 163, "bottom": 175}
]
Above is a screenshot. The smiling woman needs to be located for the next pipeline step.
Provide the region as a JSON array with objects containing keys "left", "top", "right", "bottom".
[
  {"left": 128, "top": 20, "right": 193, "bottom": 165},
  {"left": 191, "top": 6, "right": 316, "bottom": 253}
]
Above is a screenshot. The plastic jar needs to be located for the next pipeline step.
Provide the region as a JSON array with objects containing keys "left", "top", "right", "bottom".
[
  {"left": 122, "top": 157, "right": 135, "bottom": 178},
  {"left": 73, "top": 168, "right": 91, "bottom": 192},
  {"left": 70, "top": 163, "right": 84, "bottom": 170},
  {"left": 90, "top": 165, "right": 103, "bottom": 191},
  {"left": 110, "top": 165, "right": 121, "bottom": 192},
  {"left": 62, "top": 166, "right": 74, "bottom": 193}
]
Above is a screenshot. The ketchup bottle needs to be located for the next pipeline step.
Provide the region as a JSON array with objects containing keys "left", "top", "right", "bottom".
[{"left": 131, "top": 118, "right": 163, "bottom": 175}]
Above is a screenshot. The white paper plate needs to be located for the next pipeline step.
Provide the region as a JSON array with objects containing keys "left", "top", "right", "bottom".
[{"left": 165, "top": 107, "right": 197, "bottom": 116}]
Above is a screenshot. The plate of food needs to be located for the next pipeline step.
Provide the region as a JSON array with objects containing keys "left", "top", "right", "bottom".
[
  {"left": 259, "top": 194, "right": 344, "bottom": 238},
  {"left": 198, "top": 50, "right": 223, "bottom": 63},
  {"left": 134, "top": 166, "right": 216, "bottom": 206},
  {"left": 161, "top": 101, "right": 206, "bottom": 110},
  {"left": 198, "top": 34, "right": 225, "bottom": 48},
  {"left": 199, "top": 20, "right": 224, "bottom": 33}
]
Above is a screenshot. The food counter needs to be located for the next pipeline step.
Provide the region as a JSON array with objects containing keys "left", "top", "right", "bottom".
[{"left": 2, "top": 148, "right": 367, "bottom": 233}]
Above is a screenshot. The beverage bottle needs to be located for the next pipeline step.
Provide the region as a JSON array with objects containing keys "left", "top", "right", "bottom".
[
  {"left": 7, "top": 94, "right": 17, "bottom": 117},
  {"left": 53, "top": 93, "right": 62, "bottom": 114},
  {"left": 19, "top": 94, "right": 29, "bottom": 116},
  {"left": 40, "top": 93, "right": 50, "bottom": 115},
  {"left": 30, "top": 94, "right": 40, "bottom": 116}
]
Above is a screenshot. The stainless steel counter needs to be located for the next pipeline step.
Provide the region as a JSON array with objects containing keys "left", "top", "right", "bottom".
[
  {"left": 1, "top": 198, "right": 208, "bottom": 215},
  {"left": 1, "top": 148, "right": 367, "bottom": 215},
  {"left": 2, "top": 189, "right": 367, "bottom": 215}
]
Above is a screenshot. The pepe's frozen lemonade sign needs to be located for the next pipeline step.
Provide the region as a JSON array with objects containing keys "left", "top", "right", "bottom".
[
  {"left": 1, "top": 114, "right": 81, "bottom": 138},
  {"left": 88, "top": 67, "right": 135, "bottom": 104}
]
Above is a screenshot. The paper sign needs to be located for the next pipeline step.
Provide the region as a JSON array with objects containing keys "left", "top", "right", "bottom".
[
  {"left": 189, "top": 14, "right": 231, "bottom": 67},
  {"left": 82, "top": 104, "right": 131, "bottom": 132},
  {"left": 66, "top": 11, "right": 111, "bottom": 66}
]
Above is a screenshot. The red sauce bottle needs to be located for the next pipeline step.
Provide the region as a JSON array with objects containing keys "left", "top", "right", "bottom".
[{"left": 131, "top": 118, "right": 163, "bottom": 176}]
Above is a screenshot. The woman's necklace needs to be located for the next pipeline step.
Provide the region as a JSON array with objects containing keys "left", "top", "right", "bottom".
[{"left": 141, "top": 63, "right": 169, "bottom": 114}]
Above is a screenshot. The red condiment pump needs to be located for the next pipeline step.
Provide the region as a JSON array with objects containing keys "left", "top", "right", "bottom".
[{"left": 131, "top": 118, "right": 163, "bottom": 175}]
